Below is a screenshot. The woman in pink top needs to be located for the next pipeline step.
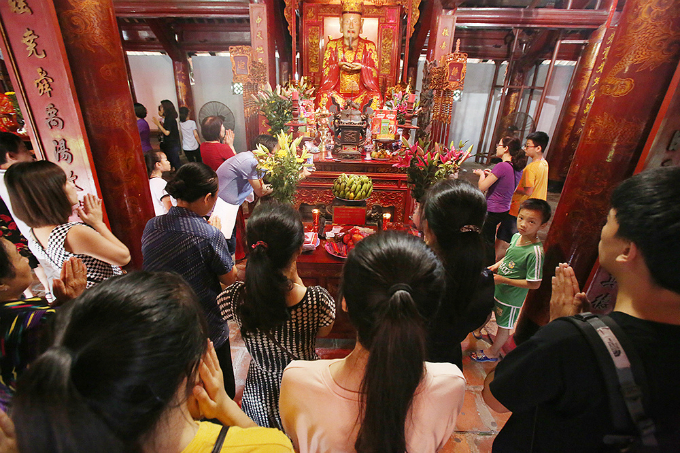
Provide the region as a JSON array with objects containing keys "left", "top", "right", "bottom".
[{"left": 280, "top": 232, "right": 466, "bottom": 453}]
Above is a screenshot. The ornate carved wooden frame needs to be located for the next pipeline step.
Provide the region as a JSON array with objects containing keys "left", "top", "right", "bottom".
[
  {"left": 229, "top": 45, "right": 252, "bottom": 84},
  {"left": 284, "top": 0, "right": 421, "bottom": 37},
  {"left": 294, "top": 1, "right": 407, "bottom": 90},
  {"left": 439, "top": 41, "right": 468, "bottom": 91}
]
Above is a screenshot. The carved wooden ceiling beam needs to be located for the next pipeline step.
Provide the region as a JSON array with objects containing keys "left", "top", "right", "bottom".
[
  {"left": 114, "top": 0, "right": 250, "bottom": 18},
  {"left": 455, "top": 7, "right": 615, "bottom": 28}
]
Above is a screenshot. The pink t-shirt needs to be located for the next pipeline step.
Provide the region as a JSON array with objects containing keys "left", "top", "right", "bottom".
[{"left": 280, "top": 359, "right": 465, "bottom": 453}]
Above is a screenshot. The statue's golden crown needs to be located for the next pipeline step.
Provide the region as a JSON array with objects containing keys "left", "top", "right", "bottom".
[{"left": 341, "top": 0, "right": 363, "bottom": 15}]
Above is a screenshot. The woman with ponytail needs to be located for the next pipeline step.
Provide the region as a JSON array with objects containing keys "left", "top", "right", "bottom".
[
  {"left": 473, "top": 136, "right": 527, "bottom": 265},
  {"left": 280, "top": 232, "right": 465, "bottom": 453},
  {"left": 218, "top": 202, "right": 335, "bottom": 430},
  {"left": 11, "top": 272, "right": 294, "bottom": 452},
  {"left": 421, "top": 179, "right": 494, "bottom": 368},
  {"left": 142, "top": 162, "right": 237, "bottom": 398}
]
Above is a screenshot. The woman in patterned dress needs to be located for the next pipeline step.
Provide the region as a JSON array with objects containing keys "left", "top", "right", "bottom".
[
  {"left": 0, "top": 237, "right": 86, "bottom": 410},
  {"left": 5, "top": 161, "right": 130, "bottom": 288},
  {"left": 218, "top": 202, "right": 335, "bottom": 429}
]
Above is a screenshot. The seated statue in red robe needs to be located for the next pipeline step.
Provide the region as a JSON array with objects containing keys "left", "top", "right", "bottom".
[{"left": 317, "top": 0, "right": 382, "bottom": 111}]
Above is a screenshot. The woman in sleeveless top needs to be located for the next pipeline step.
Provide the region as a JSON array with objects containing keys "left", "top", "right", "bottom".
[
  {"left": 218, "top": 202, "right": 335, "bottom": 430},
  {"left": 474, "top": 136, "right": 526, "bottom": 265},
  {"left": 5, "top": 161, "right": 130, "bottom": 288}
]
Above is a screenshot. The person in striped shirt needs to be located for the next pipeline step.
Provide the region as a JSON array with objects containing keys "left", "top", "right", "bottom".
[{"left": 472, "top": 198, "right": 551, "bottom": 362}]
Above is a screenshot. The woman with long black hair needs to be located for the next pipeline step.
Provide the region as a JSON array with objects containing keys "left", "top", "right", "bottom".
[
  {"left": 218, "top": 202, "right": 335, "bottom": 430},
  {"left": 10, "top": 272, "right": 294, "bottom": 452},
  {"left": 421, "top": 179, "right": 494, "bottom": 369},
  {"left": 280, "top": 232, "right": 465, "bottom": 453},
  {"left": 152, "top": 99, "right": 182, "bottom": 171}
]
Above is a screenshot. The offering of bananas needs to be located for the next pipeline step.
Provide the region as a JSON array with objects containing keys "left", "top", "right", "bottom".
[
  {"left": 370, "top": 149, "right": 391, "bottom": 159},
  {"left": 332, "top": 173, "right": 373, "bottom": 200}
]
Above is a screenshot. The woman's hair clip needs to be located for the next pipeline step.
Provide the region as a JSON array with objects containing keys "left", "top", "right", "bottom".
[
  {"left": 251, "top": 241, "right": 268, "bottom": 249},
  {"left": 459, "top": 225, "right": 481, "bottom": 234}
]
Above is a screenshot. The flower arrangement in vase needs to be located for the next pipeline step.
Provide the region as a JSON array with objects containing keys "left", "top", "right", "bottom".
[
  {"left": 253, "top": 79, "right": 315, "bottom": 136},
  {"left": 384, "top": 88, "right": 419, "bottom": 125},
  {"left": 393, "top": 137, "right": 473, "bottom": 202},
  {"left": 253, "top": 132, "right": 313, "bottom": 204}
]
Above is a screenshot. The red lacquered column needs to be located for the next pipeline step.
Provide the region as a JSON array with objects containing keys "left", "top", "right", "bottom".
[
  {"left": 546, "top": 24, "right": 607, "bottom": 191},
  {"left": 53, "top": 0, "right": 154, "bottom": 269},
  {"left": 516, "top": 0, "right": 680, "bottom": 341},
  {"left": 173, "top": 57, "right": 195, "bottom": 111}
]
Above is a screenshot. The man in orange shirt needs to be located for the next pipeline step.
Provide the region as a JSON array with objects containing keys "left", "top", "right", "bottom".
[{"left": 496, "top": 131, "right": 549, "bottom": 257}]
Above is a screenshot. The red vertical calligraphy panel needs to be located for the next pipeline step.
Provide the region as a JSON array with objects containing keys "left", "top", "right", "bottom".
[{"left": 0, "top": 0, "right": 103, "bottom": 206}]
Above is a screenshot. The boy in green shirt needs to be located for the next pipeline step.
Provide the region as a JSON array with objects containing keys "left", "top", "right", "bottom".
[{"left": 472, "top": 199, "right": 552, "bottom": 362}]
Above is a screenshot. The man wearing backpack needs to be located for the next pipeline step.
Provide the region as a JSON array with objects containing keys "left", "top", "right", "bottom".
[{"left": 482, "top": 166, "right": 680, "bottom": 452}]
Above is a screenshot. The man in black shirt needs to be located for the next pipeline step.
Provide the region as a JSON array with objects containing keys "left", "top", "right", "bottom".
[{"left": 482, "top": 167, "right": 680, "bottom": 452}]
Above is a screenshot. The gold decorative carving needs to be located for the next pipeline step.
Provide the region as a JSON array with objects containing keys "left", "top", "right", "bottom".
[
  {"left": 380, "top": 28, "right": 393, "bottom": 75},
  {"left": 284, "top": 0, "right": 299, "bottom": 35},
  {"left": 366, "top": 190, "right": 405, "bottom": 222},
  {"left": 22, "top": 28, "right": 45, "bottom": 58},
  {"left": 396, "top": 0, "right": 421, "bottom": 37},
  {"left": 309, "top": 26, "right": 321, "bottom": 73},
  {"left": 582, "top": 112, "right": 645, "bottom": 148},
  {"left": 294, "top": 189, "right": 335, "bottom": 210},
  {"left": 100, "top": 62, "right": 125, "bottom": 82},
  {"left": 251, "top": 60, "right": 267, "bottom": 84},
  {"left": 58, "top": 0, "right": 118, "bottom": 58},
  {"left": 9, "top": 0, "right": 31, "bottom": 14},
  {"left": 600, "top": 0, "right": 680, "bottom": 98},
  {"left": 439, "top": 43, "right": 468, "bottom": 91}
]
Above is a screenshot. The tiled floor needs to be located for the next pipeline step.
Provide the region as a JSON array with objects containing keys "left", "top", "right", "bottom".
[{"left": 228, "top": 319, "right": 513, "bottom": 453}]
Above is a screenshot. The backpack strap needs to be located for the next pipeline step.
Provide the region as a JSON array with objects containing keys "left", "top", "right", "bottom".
[
  {"left": 566, "top": 313, "right": 658, "bottom": 448},
  {"left": 211, "top": 425, "right": 230, "bottom": 453}
]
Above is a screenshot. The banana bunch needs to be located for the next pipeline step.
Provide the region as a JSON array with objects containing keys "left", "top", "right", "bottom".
[{"left": 332, "top": 173, "right": 373, "bottom": 200}]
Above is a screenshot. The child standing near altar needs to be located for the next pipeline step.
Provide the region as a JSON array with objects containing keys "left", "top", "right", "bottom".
[{"left": 471, "top": 199, "right": 551, "bottom": 362}]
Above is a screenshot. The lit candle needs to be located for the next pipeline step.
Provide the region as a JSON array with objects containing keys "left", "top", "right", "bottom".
[
  {"left": 382, "top": 212, "right": 391, "bottom": 230},
  {"left": 292, "top": 90, "right": 299, "bottom": 101},
  {"left": 312, "top": 209, "right": 320, "bottom": 227}
]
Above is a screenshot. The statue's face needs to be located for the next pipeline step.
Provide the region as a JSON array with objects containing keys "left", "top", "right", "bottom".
[{"left": 340, "top": 13, "right": 362, "bottom": 39}]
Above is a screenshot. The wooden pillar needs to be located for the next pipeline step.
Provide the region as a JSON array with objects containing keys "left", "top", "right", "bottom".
[
  {"left": 118, "top": 18, "right": 137, "bottom": 103},
  {"left": 173, "top": 57, "right": 194, "bottom": 110},
  {"left": 546, "top": 24, "right": 610, "bottom": 192},
  {"left": 146, "top": 20, "right": 195, "bottom": 112},
  {"left": 515, "top": 0, "right": 680, "bottom": 342},
  {"left": 53, "top": 0, "right": 154, "bottom": 269}
]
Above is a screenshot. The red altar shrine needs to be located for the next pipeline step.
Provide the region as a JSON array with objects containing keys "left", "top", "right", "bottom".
[{"left": 295, "top": 155, "right": 414, "bottom": 224}]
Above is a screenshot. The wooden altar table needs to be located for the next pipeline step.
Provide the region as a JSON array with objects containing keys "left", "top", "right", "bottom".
[
  {"left": 296, "top": 234, "right": 352, "bottom": 338},
  {"left": 296, "top": 222, "right": 415, "bottom": 338},
  {"left": 295, "top": 156, "right": 414, "bottom": 224}
]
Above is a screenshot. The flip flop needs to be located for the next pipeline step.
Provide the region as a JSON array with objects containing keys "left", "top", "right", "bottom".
[
  {"left": 470, "top": 350, "right": 499, "bottom": 363},
  {"left": 472, "top": 331, "right": 484, "bottom": 340}
]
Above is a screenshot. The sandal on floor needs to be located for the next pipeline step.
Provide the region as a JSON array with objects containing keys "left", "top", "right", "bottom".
[
  {"left": 470, "top": 350, "right": 499, "bottom": 363},
  {"left": 472, "top": 331, "right": 484, "bottom": 340}
]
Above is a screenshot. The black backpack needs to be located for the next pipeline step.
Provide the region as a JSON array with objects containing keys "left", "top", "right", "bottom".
[{"left": 565, "top": 313, "right": 659, "bottom": 452}]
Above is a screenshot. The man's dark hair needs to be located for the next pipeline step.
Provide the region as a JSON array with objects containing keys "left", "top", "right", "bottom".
[
  {"left": 201, "top": 116, "right": 224, "bottom": 142},
  {"left": 526, "top": 131, "right": 549, "bottom": 152},
  {"left": 520, "top": 198, "right": 552, "bottom": 224},
  {"left": 253, "top": 134, "right": 278, "bottom": 152},
  {"left": 0, "top": 132, "right": 23, "bottom": 166},
  {"left": 611, "top": 166, "right": 680, "bottom": 294}
]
